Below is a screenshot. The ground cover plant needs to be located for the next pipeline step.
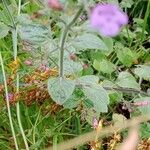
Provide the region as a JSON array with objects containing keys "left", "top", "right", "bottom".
[{"left": 0, "top": 0, "right": 150, "bottom": 149}]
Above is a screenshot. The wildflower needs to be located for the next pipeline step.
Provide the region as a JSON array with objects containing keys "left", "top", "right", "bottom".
[
  {"left": 90, "top": 3, "right": 128, "bottom": 37},
  {"left": 24, "top": 60, "right": 32, "bottom": 66},
  {"left": 133, "top": 101, "right": 150, "bottom": 107},
  {"left": 47, "top": 0, "right": 63, "bottom": 11},
  {"left": 8, "top": 93, "right": 14, "bottom": 101},
  {"left": 92, "top": 117, "right": 98, "bottom": 129},
  {"left": 38, "top": 64, "right": 49, "bottom": 72}
]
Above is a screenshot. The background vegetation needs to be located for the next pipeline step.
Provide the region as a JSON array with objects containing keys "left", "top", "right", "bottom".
[{"left": 0, "top": 0, "right": 150, "bottom": 149}]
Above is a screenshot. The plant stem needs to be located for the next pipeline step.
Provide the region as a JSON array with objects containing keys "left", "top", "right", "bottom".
[
  {"left": 77, "top": 83, "right": 148, "bottom": 96},
  {"left": 12, "top": 28, "right": 30, "bottom": 150},
  {"left": 11, "top": 0, "right": 29, "bottom": 148},
  {"left": 59, "top": 5, "right": 84, "bottom": 78},
  {"left": 0, "top": 52, "right": 19, "bottom": 150},
  {"left": 103, "top": 86, "right": 148, "bottom": 96}
]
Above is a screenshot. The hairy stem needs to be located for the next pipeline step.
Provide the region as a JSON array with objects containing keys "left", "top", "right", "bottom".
[{"left": 59, "top": 5, "right": 84, "bottom": 78}]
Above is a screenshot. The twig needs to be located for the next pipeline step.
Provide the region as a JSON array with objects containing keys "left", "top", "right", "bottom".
[
  {"left": 77, "top": 82, "right": 149, "bottom": 96},
  {"left": 103, "top": 86, "right": 149, "bottom": 96}
]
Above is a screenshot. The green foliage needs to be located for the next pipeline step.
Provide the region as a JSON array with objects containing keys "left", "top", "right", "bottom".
[
  {"left": 134, "top": 65, "right": 150, "bottom": 80},
  {"left": 116, "top": 72, "right": 140, "bottom": 90},
  {"left": 72, "top": 33, "right": 107, "bottom": 50},
  {"left": 48, "top": 77, "right": 76, "bottom": 105},
  {"left": 18, "top": 23, "right": 50, "bottom": 45},
  {"left": 77, "top": 75, "right": 109, "bottom": 112},
  {"left": 140, "top": 123, "right": 150, "bottom": 138},
  {"left": 0, "top": 0, "right": 150, "bottom": 149},
  {"left": 0, "top": 22, "right": 10, "bottom": 38},
  {"left": 93, "top": 59, "right": 116, "bottom": 74}
]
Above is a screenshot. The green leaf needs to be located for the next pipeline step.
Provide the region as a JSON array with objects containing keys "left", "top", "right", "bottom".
[
  {"left": 18, "top": 23, "right": 49, "bottom": 44},
  {"left": 17, "top": 14, "right": 32, "bottom": 25},
  {"left": 117, "top": 47, "right": 135, "bottom": 67},
  {"left": 134, "top": 65, "right": 150, "bottom": 80},
  {"left": 100, "top": 60, "right": 116, "bottom": 74},
  {"left": 77, "top": 75, "right": 99, "bottom": 85},
  {"left": 63, "top": 95, "right": 80, "bottom": 109},
  {"left": 134, "top": 97, "right": 150, "bottom": 115},
  {"left": 63, "top": 90, "right": 81, "bottom": 109},
  {"left": 83, "top": 85, "right": 109, "bottom": 112},
  {"left": 93, "top": 60, "right": 101, "bottom": 71},
  {"left": 116, "top": 72, "right": 140, "bottom": 90},
  {"left": 90, "top": 51, "right": 106, "bottom": 61},
  {"left": 63, "top": 60, "right": 82, "bottom": 75},
  {"left": 72, "top": 33, "right": 107, "bottom": 50},
  {"left": 120, "top": 0, "right": 134, "bottom": 8},
  {"left": 102, "top": 37, "right": 113, "bottom": 55},
  {"left": 82, "top": 67, "right": 94, "bottom": 75},
  {"left": 0, "top": 22, "right": 10, "bottom": 39},
  {"left": 48, "top": 77, "right": 75, "bottom": 105}
]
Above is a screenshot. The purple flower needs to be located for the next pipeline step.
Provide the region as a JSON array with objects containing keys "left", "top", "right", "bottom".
[
  {"left": 92, "top": 117, "right": 98, "bottom": 129},
  {"left": 8, "top": 93, "right": 14, "bottom": 101},
  {"left": 90, "top": 3, "right": 128, "bottom": 37}
]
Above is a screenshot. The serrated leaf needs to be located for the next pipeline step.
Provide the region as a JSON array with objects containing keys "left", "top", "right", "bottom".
[
  {"left": 77, "top": 75, "right": 99, "bottom": 85},
  {"left": 116, "top": 72, "right": 140, "bottom": 90},
  {"left": 0, "top": 22, "right": 10, "bottom": 39},
  {"left": 72, "top": 33, "right": 107, "bottom": 50},
  {"left": 134, "top": 65, "right": 150, "bottom": 80},
  {"left": 48, "top": 77, "right": 75, "bottom": 105},
  {"left": 83, "top": 85, "right": 109, "bottom": 112},
  {"left": 63, "top": 60, "right": 82, "bottom": 75},
  {"left": 18, "top": 23, "right": 49, "bottom": 44},
  {"left": 134, "top": 97, "right": 150, "bottom": 115}
]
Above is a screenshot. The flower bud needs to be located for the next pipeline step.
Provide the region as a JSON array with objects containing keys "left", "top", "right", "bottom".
[
  {"left": 69, "top": 53, "right": 77, "bottom": 61},
  {"left": 47, "top": 0, "right": 63, "bottom": 11},
  {"left": 82, "top": 64, "right": 89, "bottom": 69},
  {"left": 24, "top": 60, "right": 33, "bottom": 66}
]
